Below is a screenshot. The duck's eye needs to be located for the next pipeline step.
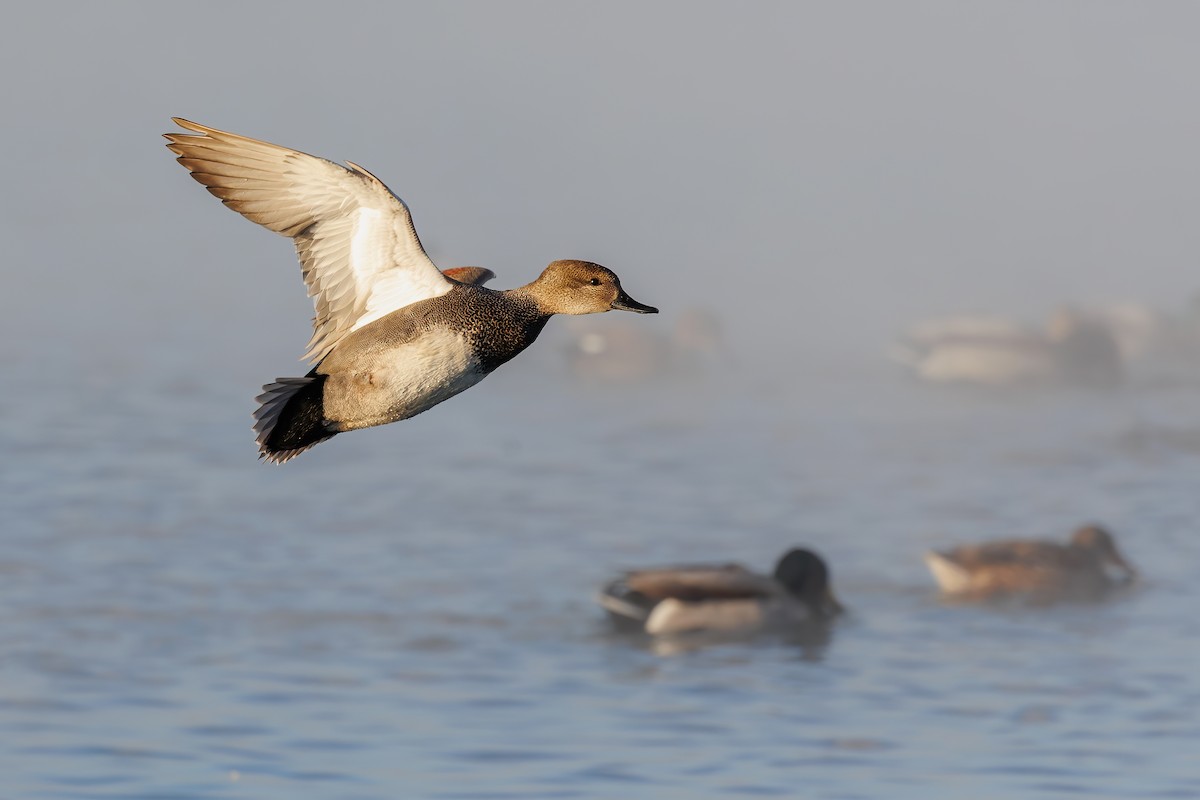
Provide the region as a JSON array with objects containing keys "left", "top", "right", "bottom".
[{"left": 588, "top": 277, "right": 602, "bottom": 286}]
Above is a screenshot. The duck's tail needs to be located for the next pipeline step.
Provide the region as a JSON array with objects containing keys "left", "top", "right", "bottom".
[
  {"left": 923, "top": 550, "right": 972, "bottom": 594},
  {"left": 595, "top": 579, "right": 656, "bottom": 631},
  {"left": 252, "top": 372, "right": 337, "bottom": 464}
]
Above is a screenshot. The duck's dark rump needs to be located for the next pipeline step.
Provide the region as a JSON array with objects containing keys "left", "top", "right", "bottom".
[{"left": 252, "top": 371, "right": 337, "bottom": 464}]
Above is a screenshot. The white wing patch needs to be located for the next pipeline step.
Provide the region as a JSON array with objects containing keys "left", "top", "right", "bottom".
[
  {"left": 165, "top": 119, "right": 454, "bottom": 364},
  {"left": 348, "top": 207, "right": 452, "bottom": 334}
]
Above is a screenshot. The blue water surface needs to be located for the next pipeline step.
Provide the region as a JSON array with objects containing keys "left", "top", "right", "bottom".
[{"left": 1, "top": 328, "right": 1198, "bottom": 800}]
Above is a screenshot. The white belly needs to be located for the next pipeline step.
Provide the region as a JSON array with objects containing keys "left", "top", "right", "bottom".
[{"left": 323, "top": 328, "right": 485, "bottom": 430}]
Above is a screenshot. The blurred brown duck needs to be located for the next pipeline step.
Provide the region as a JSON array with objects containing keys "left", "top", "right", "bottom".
[
  {"left": 924, "top": 524, "right": 1137, "bottom": 602},
  {"left": 597, "top": 548, "right": 843, "bottom": 635}
]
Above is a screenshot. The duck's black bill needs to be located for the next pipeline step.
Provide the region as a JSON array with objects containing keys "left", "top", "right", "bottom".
[{"left": 611, "top": 290, "right": 658, "bottom": 314}]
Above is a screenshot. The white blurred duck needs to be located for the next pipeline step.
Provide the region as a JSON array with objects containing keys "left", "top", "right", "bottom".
[
  {"left": 891, "top": 310, "right": 1122, "bottom": 388},
  {"left": 565, "top": 308, "right": 723, "bottom": 384}
]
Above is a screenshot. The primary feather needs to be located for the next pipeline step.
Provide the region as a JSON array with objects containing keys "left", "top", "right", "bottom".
[{"left": 164, "top": 118, "right": 452, "bottom": 363}]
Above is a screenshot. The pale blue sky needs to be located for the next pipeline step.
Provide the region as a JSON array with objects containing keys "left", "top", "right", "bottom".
[{"left": 5, "top": 2, "right": 1198, "bottom": 370}]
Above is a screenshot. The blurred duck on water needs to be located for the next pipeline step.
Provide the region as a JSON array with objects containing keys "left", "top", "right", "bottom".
[
  {"left": 891, "top": 309, "right": 1123, "bottom": 389},
  {"left": 164, "top": 119, "right": 657, "bottom": 463},
  {"left": 597, "top": 548, "right": 842, "bottom": 637},
  {"left": 925, "top": 524, "right": 1137, "bottom": 604},
  {"left": 565, "top": 308, "right": 724, "bottom": 385}
]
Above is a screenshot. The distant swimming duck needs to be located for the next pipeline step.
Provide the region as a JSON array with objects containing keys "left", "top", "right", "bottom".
[
  {"left": 891, "top": 310, "right": 1122, "bottom": 389},
  {"left": 924, "top": 524, "right": 1137, "bottom": 602},
  {"left": 164, "top": 119, "right": 657, "bottom": 463},
  {"left": 564, "top": 308, "right": 724, "bottom": 385},
  {"left": 597, "top": 548, "right": 843, "bottom": 635}
]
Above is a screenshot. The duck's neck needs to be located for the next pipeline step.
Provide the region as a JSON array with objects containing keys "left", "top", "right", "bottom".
[
  {"left": 505, "top": 282, "right": 556, "bottom": 317},
  {"left": 469, "top": 288, "right": 553, "bottom": 373}
]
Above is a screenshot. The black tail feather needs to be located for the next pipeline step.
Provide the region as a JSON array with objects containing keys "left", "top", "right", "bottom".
[
  {"left": 252, "top": 373, "right": 336, "bottom": 464},
  {"left": 595, "top": 580, "right": 655, "bottom": 631}
]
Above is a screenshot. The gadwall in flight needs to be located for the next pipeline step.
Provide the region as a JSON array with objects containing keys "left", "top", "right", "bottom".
[
  {"left": 925, "top": 524, "right": 1136, "bottom": 603},
  {"left": 164, "top": 119, "right": 657, "bottom": 463},
  {"left": 597, "top": 548, "right": 843, "bottom": 636}
]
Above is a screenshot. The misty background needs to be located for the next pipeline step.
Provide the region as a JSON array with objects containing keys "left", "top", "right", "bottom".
[
  {"left": 6, "top": 3, "right": 1198, "bottom": 382},
  {"left": 2, "top": 4, "right": 1199, "bottom": 799}
]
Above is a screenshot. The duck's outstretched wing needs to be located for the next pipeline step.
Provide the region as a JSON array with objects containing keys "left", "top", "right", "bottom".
[
  {"left": 164, "top": 118, "right": 453, "bottom": 363},
  {"left": 622, "top": 564, "right": 777, "bottom": 602}
]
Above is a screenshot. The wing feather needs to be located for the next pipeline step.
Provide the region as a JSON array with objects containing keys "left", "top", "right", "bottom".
[
  {"left": 165, "top": 118, "right": 452, "bottom": 363},
  {"left": 622, "top": 564, "right": 777, "bottom": 601}
]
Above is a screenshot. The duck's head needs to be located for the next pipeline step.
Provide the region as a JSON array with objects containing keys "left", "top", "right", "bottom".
[
  {"left": 532, "top": 260, "right": 658, "bottom": 316},
  {"left": 1071, "top": 524, "right": 1137, "bottom": 583},
  {"left": 774, "top": 548, "right": 844, "bottom": 618}
]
